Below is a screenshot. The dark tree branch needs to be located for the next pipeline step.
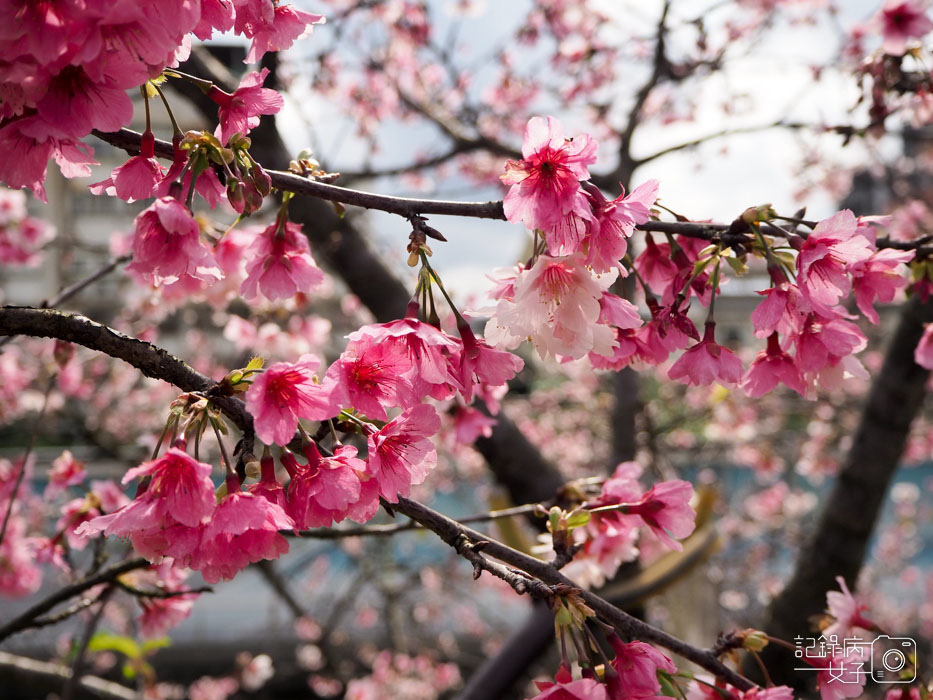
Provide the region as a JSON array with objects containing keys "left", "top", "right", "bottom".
[
  {"left": 0, "top": 558, "right": 149, "bottom": 643},
  {"left": 0, "top": 307, "right": 254, "bottom": 438},
  {"left": 90, "top": 127, "right": 933, "bottom": 257},
  {"left": 393, "top": 495, "right": 755, "bottom": 691}
]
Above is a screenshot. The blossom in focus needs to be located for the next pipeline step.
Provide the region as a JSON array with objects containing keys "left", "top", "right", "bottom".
[
  {"left": 195, "top": 485, "right": 295, "bottom": 583},
  {"left": 626, "top": 480, "right": 696, "bottom": 551},
  {"left": 126, "top": 197, "right": 222, "bottom": 288},
  {"left": 77, "top": 447, "right": 216, "bottom": 565},
  {"left": 668, "top": 323, "right": 743, "bottom": 387},
  {"left": 741, "top": 333, "right": 807, "bottom": 398},
  {"left": 245, "top": 354, "right": 344, "bottom": 446},
  {"left": 875, "top": 0, "right": 933, "bottom": 54},
  {"left": 501, "top": 116, "right": 597, "bottom": 234},
  {"left": 331, "top": 335, "right": 418, "bottom": 421},
  {"left": 241, "top": 219, "right": 324, "bottom": 303},
  {"left": 210, "top": 68, "right": 284, "bottom": 144},
  {"left": 796, "top": 210, "right": 874, "bottom": 312},
  {"left": 485, "top": 253, "right": 616, "bottom": 360},
  {"left": 583, "top": 180, "right": 659, "bottom": 273},
  {"left": 285, "top": 442, "right": 365, "bottom": 528},
  {"left": 527, "top": 665, "right": 608, "bottom": 700},
  {"left": 366, "top": 404, "right": 441, "bottom": 502},
  {"left": 606, "top": 636, "right": 677, "bottom": 699}
]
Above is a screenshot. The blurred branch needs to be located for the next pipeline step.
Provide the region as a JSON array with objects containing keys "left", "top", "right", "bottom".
[
  {"left": 0, "top": 651, "right": 136, "bottom": 700},
  {"left": 0, "top": 376, "right": 54, "bottom": 547},
  {"left": 61, "top": 586, "right": 114, "bottom": 700},
  {"left": 0, "top": 254, "right": 130, "bottom": 350},
  {"left": 0, "top": 557, "right": 149, "bottom": 643}
]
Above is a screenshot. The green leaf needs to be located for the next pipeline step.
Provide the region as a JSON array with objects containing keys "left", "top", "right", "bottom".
[
  {"left": 141, "top": 637, "right": 171, "bottom": 655},
  {"left": 245, "top": 356, "right": 265, "bottom": 373},
  {"left": 725, "top": 255, "right": 748, "bottom": 276},
  {"left": 658, "top": 670, "right": 680, "bottom": 698},
  {"left": 565, "top": 510, "right": 591, "bottom": 530},
  {"left": 88, "top": 632, "right": 141, "bottom": 660}
]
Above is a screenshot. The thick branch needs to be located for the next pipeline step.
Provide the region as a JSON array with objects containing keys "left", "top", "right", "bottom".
[
  {"left": 393, "top": 496, "right": 754, "bottom": 691},
  {"left": 0, "top": 307, "right": 254, "bottom": 436}
]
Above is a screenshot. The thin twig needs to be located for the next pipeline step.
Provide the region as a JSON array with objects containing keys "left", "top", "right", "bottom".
[
  {"left": 0, "top": 254, "right": 130, "bottom": 350},
  {"left": 0, "top": 557, "right": 150, "bottom": 643},
  {"left": 0, "top": 376, "right": 55, "bottom": 547},
  {"left": 89, "top": 127, "right": 933, "bottom": 256},
  {"left": 61, "top": 585, "right": 114, "bottom": 700},
  {"left": 392, "top": 495, "right": 757, "bottom": 691},
  {"left": 287, "top": 502, "right": 541, "bottom": 539}
]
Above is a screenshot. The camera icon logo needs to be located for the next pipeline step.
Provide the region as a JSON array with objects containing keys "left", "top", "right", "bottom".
[{"left": 870, "top": 636, "right": 916, "bottom": 683}]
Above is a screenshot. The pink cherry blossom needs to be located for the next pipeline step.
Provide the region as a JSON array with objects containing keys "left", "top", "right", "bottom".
[
  {"left": 366, "top": 404, "right": 441, "bottom": 502},
  {"left": 849, "top": 248, "right": 915, "bottom": 323},
  {"left": 741, "top": 333, "right": 807, "bottom": 398},
  {"left": 126, "top": 197, "right": 222, "bottom": 288},
  {"left": 751, "top": 282, "right": 806, "bottom": 338},
  {"left": 796, "top": 210, "right": 874, "bottom": 311},
  {"left": 485, "top": 253, "right": 616, "bottom": 360},
  {"left": 501, "top": 116, "right": 597, "bottom": 234},
  {"left": 528, "top": 665, "right": 608, "bottom": 700},
  {"left": 668, "top": 323, "right": 743, "bottom": 387},
  {"left": 285, "top": 442, "right": 365, "bottom": 528},
  {"left": 875, "top": 0, "right": 933, "bottom": 54},
  {"left": 794, "top": 313, "right": 867, "bottom": 376},
  {"left": 210, "top": 68, "right": 284, "bottom": 144},
  {"left": 606, "top": 636, "right": 677, "bottom": 699},
  {"left": 457, "top": 324, "right": 524, "bottom": 404},
  {"left": 348, "top": 305, "right": 463, "bottom": 398},
  {"left": 0, "top": 515, "right": 42, "bottom": 596},
  {"left": 241, "top": 4, "right": 327, "bottom": 64},
  {"left": 245, "top": 354, "right": 345, "bottom": 446},
  {"left": 814, "top": 650, "right": 868, "bottom": 700},
  {"left": 634, "top": 235, "right": 679, "bottom": 298},
  {"left": 584, "top": 179, "right": 659, "bottom": 273},
  {"left": 915, "top": 323, "right": 933, "bottom": 369},
  {"left": 240, "top": 219, "right": 324, "bottom": 303},
  {"left": 195, "top": 485, "right": 295, "bottom": 583},
  {"left": 626, "top": 480, "right": 696, "bottom": 551},
  {"left": 247, "top": 452, "right": 289, "bottom": 511},
  {"left": 43, "top": 450, "right": 86, "bottom": 500},
  {"left": 77, "top": 447, "right": 216, "bottom": 564},
  {"left": 90, "top": 130, "right": 165, "bottom": 203},
  {"left": 453, "top": 406, "right": 497, "bottom": 444},
  {"left": 824, "top": 576, "right": 876, "bottom": 639},
  {"left": 331, "top": 335, "right": 417, "bottom": 421}
]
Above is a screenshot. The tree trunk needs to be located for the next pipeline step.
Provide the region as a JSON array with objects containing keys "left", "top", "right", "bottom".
[{"left": 750, "top": 295, "right": 932, "bottom": 690}]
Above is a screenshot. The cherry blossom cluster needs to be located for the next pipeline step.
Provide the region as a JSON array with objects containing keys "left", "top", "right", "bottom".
[
  {"left": 78, "top": 443, "right": 294, "bottom": 584},
  {"left": 493, "top": 115, "right": 921, "bottom": 398},
  {"left": 0, "top": 449, "right": 205, "bottom": 640},
  {"left": 0, "top": 0, "right": 323, "bottom": 200},
  {"left": 0, "top": 188, "right": 54, "bottom": 266},
  {"left": 553, "top": 463, "right": 696, "bottom": 588}
]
